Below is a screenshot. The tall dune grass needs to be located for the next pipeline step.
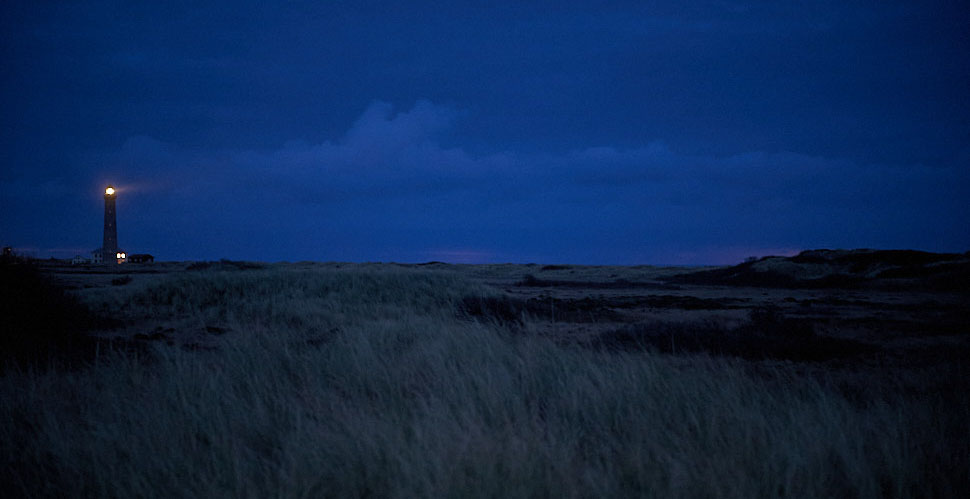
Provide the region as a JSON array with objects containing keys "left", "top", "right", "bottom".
[{"left": 2, "top": 267, "right": 966, "bottom": 497}]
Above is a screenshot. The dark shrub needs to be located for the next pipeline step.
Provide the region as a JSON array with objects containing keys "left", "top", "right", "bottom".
[
  {"left": 0, "top": 259, "right": 116, "bottom": 371},
  {"left": 589, "top": 308, "right": 873, "bottom": 362},
  {"left": 517, "top": 274, "right": 544, "bottom": 286},
  {"left": 111, "top": 276, "right": 133, "bottom": 286},
  {"left": 186, "top": 259, "right": 266, "bottom": 271},
  {"left": 540, "top": 265, "right": 571, "bottom": 271}
]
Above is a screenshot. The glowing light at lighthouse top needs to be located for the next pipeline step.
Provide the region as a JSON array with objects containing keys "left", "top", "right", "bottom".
[{"left": 105, "top": 187, "right": 115, "bottom": 195}]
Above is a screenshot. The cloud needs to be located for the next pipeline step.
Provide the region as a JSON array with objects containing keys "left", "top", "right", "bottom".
[
  {"left": 9, "top": 100, "right": 965, "bottom": 263},
  {"left": 322, "top": 102, "right": 956, "bottom": 256},
  {"left": 343, "top": 100, "right": 456, "bottom": 152}
]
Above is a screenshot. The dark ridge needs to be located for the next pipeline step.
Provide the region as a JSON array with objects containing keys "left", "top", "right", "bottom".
[
  {"left": 662, "top": 259, "right": 864, "bottom": 289},
  {"left": 458, "top": 295, "right": 619, "bottom": 325},
  {"left": 531, "top": 294, "right": 742, "bottom": 312},
  {"left": 666, "top": 249, "right": 970, "bottom": 291},
  {"left": 876, "top": 261, "right": 970, "bottom": 291},
  {"left": 458, "top": 293, "right": 740, "bottom": 326},
  {"left": 516, "top": 274, "right": 681, "bottom": 290},
  {"left": 587, "top": 307, "right": 875, "bottom": 362},
  {"left": 625, "top": 295, "right": 744, "bottom": 310},
  {"left": 797, "top": 297, "right": 970, "bottom": 316},
  {"left": 540, "top": 265, "right": 572, "bottom": 271},
  {"left": 186, "top": 259, "right": 266, "bottom": 271},
  {"left": 1, "top": 256, "right": 122, "bottom": 372},
  {"left": 790, "top": 249, "right": 963, "bottom": 267}
]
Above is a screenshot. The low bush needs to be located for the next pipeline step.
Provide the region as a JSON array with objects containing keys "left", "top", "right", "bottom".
[
  {"left": 590, "top": 307, "right": 873, "bottom": 362},
  {"left": 0, "top": 259, "right": 116, "bottom": 372}
]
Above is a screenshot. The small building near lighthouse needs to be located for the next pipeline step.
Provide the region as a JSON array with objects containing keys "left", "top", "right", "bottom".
[{"left": 129, "top": 254, "right": 154, "bottom": 264}]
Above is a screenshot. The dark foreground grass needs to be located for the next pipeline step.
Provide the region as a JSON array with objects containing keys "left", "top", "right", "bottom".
[
  {"left": 2, "top": 266, "right": 967, "bottom": 497},
  {"left": 0, "top": 257, "right": 119, "bottom": 373}
]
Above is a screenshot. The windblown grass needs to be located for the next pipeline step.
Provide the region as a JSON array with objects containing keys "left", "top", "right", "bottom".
[{"left": 2, "top": 266, "right": 966, "bottom": 497}]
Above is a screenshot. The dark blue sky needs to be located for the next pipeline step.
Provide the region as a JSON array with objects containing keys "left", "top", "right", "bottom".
[{"left": 2, "top": 1, "right": 968, "bottom": 264}]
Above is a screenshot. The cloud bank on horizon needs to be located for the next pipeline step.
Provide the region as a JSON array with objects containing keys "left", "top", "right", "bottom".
[
  {"left": 1, "top": 2, "right": 968, "bottom": 264},
  {"left": 5, "top": 100, "right": 967, "bottom": 264}
]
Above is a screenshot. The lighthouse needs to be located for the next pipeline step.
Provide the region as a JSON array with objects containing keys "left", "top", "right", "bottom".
[
  {"left": 103, "top": 186, "right": 118, "bottom": 255},
  {"left": 98, "top": 186, "right": 126, "bottom": 263}
]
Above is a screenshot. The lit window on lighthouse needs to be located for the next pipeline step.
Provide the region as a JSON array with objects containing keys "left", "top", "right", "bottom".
[{"left": 105, "top": 187, "right": 115, "bottom": 195}]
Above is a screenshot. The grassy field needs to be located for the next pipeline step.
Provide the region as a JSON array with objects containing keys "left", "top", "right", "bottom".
[{"left": 2, "top": 259, "right": 968, "bottom": 497}]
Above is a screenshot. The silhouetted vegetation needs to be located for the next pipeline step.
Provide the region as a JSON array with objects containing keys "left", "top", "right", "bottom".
[
  {"left": 111, "top": 275, "right": 133, "bottom": 286},
  {"left": 540, "top": 264, "right": 572, "bottom": 271},
  {"left": 186, "top": 259, "right": 266, "bottom": 271},
  {"left": 668, "top": 262, "right": 865, "bottom": 289},
  {"left": 667, "top": 249, "right": 970, "bottom": 291},
  {"left": 460, "top": 294, "right": 740, "bottom": 327},
  {"left": 0, "top": 257, "right": 117, "bottom": 372},
  {"left": 517, "top": 273, "right": 680, "bottom": 290},
  {"left": 790, "top": 248, "right": 962, "bottom": 267},
  {"left": 589, "top": 307, "right": 874, "bottom": 362}
]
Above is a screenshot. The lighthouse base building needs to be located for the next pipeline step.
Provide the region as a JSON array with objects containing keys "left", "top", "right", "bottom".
[{"left": 91, "top": 247, "right": 127, "bottom": 264}]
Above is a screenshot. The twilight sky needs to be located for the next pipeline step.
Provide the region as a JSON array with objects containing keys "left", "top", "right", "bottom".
[{"left": 2, "top": 1, "right": 968, "bottom": 264}]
